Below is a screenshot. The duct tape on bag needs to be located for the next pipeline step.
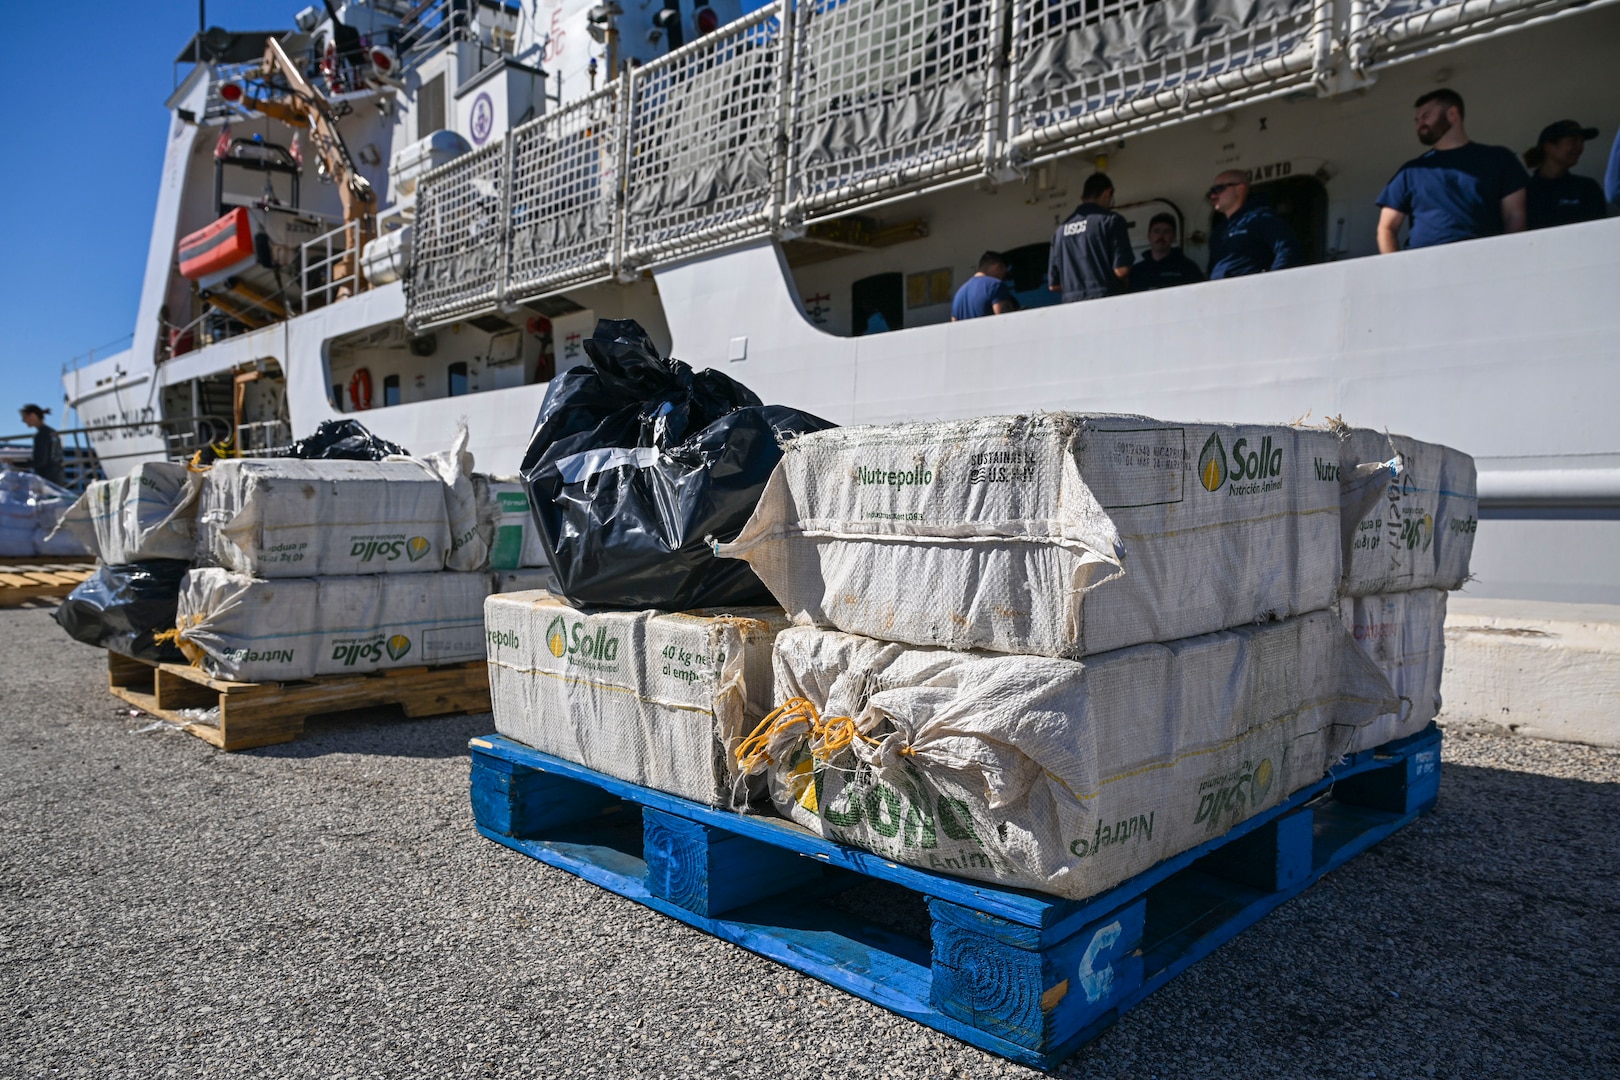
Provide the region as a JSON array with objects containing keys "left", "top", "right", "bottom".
[
  {"left": 1335, "top": 428, "right": 1477, "bottom": 596},
  {"left": 718, "top": 413, "right": 1342, "bottom": 658},
  {"left": 176, "top": 567, "right": 490, "bottom": 681},
  {"left": 1338, "top": 588, "right": 1447, "bottom": 753},
  {"left": 485, "top": 590, "right": 789, "bottom": 807},
  {"left": 747, "top": 613, "right": 1395, "bottom": 901},
  {"left": 195, "top": 459, "right": 453, "bottom": 577}
]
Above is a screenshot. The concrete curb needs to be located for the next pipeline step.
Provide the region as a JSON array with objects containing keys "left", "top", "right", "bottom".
[{"left": 1438, "top": 597, "right": 1620, "bottom": 748}]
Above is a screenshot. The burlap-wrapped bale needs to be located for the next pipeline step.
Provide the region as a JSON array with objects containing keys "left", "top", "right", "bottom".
[
  {"left": 54, "top": 462, "right": 197, "bottom": 563},
  {"left": 1336, "top": 428, "right": 1477, "bottom": 597},
  {"left": 176, "top": 567, "right": 489, "bottom": 681},
  {"left": 195, "top": 459, "right": 452, "bottom": 577},
  {"left": 747, "top": 613, "right": 1394, "bottom": 901},
  {"left": 1338, "top": 588, "right": 1447, "bottom": 753},
  {"left": 485, "top": 590, "right": 789, "bottom": 806},
  {"left": 719, "top": 414, "right": 1342, "bottom": 658}
]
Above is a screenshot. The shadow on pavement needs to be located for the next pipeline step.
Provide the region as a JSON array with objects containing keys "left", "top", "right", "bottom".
[{"left": 242, "top": 708, "right": 497, "bottom": 760}]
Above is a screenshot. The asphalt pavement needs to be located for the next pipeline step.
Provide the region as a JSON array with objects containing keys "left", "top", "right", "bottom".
[{"left": 2, "top": 603, "right": 1616, "bottom": 1079}]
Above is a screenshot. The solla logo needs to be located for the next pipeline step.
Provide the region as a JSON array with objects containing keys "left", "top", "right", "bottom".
[
  {"left": 545, "top": 614, "right": 620, "bottom": 664},
  {"left": 331, "top": 634, "right": 411, "bottom": 666},
  {"left": 1400, "top": 512, "right": 1434, "bottom": 552},
  {"left": 1198, "top": 432, "right": 1284, "bottom": 494},
  {"left": 349, "top": 536, "right": 434, "bottom": 563}
]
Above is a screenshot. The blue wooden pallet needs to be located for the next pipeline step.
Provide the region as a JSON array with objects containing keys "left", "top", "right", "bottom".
[{"left": 469, "top": 725, "right": 1442, "bottom": 1070}]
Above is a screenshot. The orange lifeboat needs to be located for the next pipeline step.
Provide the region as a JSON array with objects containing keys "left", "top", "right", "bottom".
[{"left": 178, "top": 207, "right": 257, "bottom": 281}]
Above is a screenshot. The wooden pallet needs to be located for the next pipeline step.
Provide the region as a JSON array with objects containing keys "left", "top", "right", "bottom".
[
  {"left": 108, "top": 652, "right": 492, "bottom": 751},
  {"left": 0, "top": 560, "right": 97, "bottom": 607},
  {"left": 469, "top": 725, "right": 1442, "bottom": 1070}
]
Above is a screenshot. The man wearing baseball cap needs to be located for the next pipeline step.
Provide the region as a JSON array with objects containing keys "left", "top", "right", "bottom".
[{"left": 1523, "top": 120, "right": 1607, "bottom": 230}]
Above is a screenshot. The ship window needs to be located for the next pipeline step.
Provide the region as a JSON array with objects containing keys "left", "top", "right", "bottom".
[
  {"left": 448, "top": 362, "right": 468, "bottom": 397},
  {"left": 852, "top": 273, "right": 903, "bottom": 336},
  {"left": 419, "top": 74, "right": 446, "bottom": 139},
  {"left": 332, "top": 383, "right": 344, "bottom": 410},
  {"left": 383, "top": 375, "right": 401, "bottom": 407}
]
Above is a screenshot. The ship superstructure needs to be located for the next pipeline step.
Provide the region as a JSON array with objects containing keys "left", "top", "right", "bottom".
[{"left": 64, "top": 0, "right": 1620, "bottom": 603}]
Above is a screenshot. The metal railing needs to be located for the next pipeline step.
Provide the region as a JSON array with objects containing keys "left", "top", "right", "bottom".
[
  {"left": 301, "top": 221, "right": 365, "bottom": 313},
  {"left": 405, "top": 0, "right": 1596, "bottom": 328},
  {"left": 0, "top": 416, "right": 235, "bottom": 493}
]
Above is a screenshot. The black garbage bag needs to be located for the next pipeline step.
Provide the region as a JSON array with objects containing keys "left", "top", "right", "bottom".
[
  {"left": 54, "top": 560, "right": 191, "bottom": 663},
  {"left": 270, "top": 419, "right": 410, "bottom": 461},
  {"left": 521, "top": 319, "right": 834, "bottom": 610}
]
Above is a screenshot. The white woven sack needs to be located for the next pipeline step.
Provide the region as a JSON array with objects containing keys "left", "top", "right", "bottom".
[
  {"left": 485, "top": 591, "right": 789, "bottom": 806},
  {"left": 195, "top": 459, "right": 452, "bottom": 577},
  {"left": 177, "top": 566, "right": 490, "bottom": 681},
  {"left": 752, "top": 613, "right": 1394, "bottom": 901},
  {"left": 421, "top": 423, "right": 489, "bottom": 572},
  {"left": 719, "top": 414, "right": 1342, "bottom": 658},
  {"left": 476, "top": 477, "right": 551, "bottom": 570},
  {"left": 53, "top": 462, "right": 196, "bottom": 563},
  {"left": 1338, "top": 589, "right": 1447, "bottom": 753},
  {"left": 1336, "top": 429, "right": 1477, "bottom": 596}
]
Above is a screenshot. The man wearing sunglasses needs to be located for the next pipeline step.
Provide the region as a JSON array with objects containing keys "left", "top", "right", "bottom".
[
  {"left": 1206, "top": 171, "right": 1302, "bottom": 280},
  {"left": 1375, "top": 89, "right": 1526, "bottom": 252}
]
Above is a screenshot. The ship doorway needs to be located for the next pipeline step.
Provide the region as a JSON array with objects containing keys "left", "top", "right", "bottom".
[
  {"left": 1003, "top": 242, "right": 1063, "bottom": 310},
  {"left": 1211, "top": 175, "right": 1329, "bottom": 266},
  {"left": 852, "top": 273, "right": 903, "bottom": 335}
]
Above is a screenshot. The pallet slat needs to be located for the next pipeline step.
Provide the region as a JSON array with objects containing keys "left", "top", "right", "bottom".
[
  {"left": 108, "top": 652, "right": 491, "bottom": 750},
  {"left": 0, "top": 560, "right": 95, "bottom": 607},
  {"left": 468, "top": 726, "right": 1442, "bottom": 1069}
]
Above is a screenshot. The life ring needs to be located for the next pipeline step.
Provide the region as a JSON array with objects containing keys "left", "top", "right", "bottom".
[{"left": 349, "top": 367, "right": 374, "bottom": 411}]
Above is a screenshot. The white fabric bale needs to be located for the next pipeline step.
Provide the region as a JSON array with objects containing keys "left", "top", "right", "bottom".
[
  {"left": 719, "top": 414, "right": 1342, "bottom": 658},
  {"left": 1336, "top": 428, "right": 1477, "bottom": 596},
  {"left": 53, "top": 462, "right": 196, "bottom": 563},
  {"left": 177, "top": 567, "right": 490, "bottom": 681},
  {"left": 475, "top": 477, "right": 551, "bottom": 570},
  {"left": 195, "top": 459, "right": 452, "bottom": 577},
  {"left": 755, "top": 613, "right": 1394, "bottom": 901},
  {"left": 1338, "top": 589, "right": 1447, "bottom": 753},
  {"left": 421, "top": 423, "right": 489, "bottom": 573},
  {"left": 485, "top": 590, "right": 790, "bottom": 806}
]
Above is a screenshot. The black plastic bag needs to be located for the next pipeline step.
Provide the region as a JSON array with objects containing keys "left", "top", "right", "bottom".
[
  {"left": 520, "top": 319, "right": 834, "bottom": 610},
  {"left": 54, "top": 560, "right": 191, "bottom": 663},
  {"left": 273, "top": 419, "right": 410, "bottom": 461}
]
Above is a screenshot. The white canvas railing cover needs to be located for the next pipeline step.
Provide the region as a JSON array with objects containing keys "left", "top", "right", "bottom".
[
  {"left": 788, "top": 0, "right": 998, "bottom": 215},
  {"left": 506, "top": 87, "right": 621, "bottom": 300},
  {"left": 1348, "top": 0, "right": 1613, "bottom": 70},
  {"left": 1009, "top": 0, "right": 1323, "bottom": 157},
  {"left": 407, "top": 140, "right": 508, "bottom": 326},
  {"left": 621, "top": 4, "right": 785, "bottom": 264},
  {"left": 399, "top": 0, "right": 1599, "bottom": 328}
]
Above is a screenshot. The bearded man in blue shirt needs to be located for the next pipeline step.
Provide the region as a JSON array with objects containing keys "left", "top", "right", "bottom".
[{"left": 1376, "top": 89, "right": 1527, "bottom": 252}]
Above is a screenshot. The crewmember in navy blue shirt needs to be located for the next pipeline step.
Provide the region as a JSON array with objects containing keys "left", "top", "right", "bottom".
[
  {"left": 950, "top": 251, "right": 1020, "bottom": 320},
  {"left": 1048, "top": 173, "right": 1134, "bottom": 302},
  {"left": 1377, "top": 88, "right": 1526, "bottom": 252},
  {"left": 1206, "top": 171, "right": 1302, "bottom": 280},
  {"left": 1133, "top": 212, "right": 1204, "bottom": 290},
  {"left": 1523, "top": 119, "right": 1607, "bottom": 230}
]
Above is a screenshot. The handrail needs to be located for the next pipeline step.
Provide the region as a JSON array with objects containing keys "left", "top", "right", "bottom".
[
  {"left": 0, "top": 415, "right": 236, "bottom": 492},
  {"left": 404, "top": 0, "right": 1601, "bottom": 327}
]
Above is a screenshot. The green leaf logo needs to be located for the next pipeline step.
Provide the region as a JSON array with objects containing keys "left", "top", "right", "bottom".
[
  {"left": 546, "top": 615, "right": 568, "bottom": 658},
  {"left": 386, "top": 634, "right": 411, "bottom": 661},
  {"left": 406, "top": 536, "right": 431, "bottom": 562}
]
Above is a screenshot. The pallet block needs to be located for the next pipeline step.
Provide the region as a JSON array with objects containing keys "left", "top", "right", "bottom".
[
  {"left": 0, "top": 560, "right": 96, "bottom": 607},
  {"left": 108, "top": 652, "right": 491, "bottom": 751},
  {"left": 469, "top": 725, "right": 1442, "bottom": 1069}
]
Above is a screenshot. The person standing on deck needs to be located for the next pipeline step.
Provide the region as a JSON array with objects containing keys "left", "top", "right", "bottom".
[
  {"left": 19, "top": 405, "right": 64, "bottom": 488},
  {"left": 1206, "top": 172, "right": 1302, "bottom": 279},
  {"left": 1047, "top": 173, "right": 1134, "bottom": 302},
  {"left": 951, "top": 251, "right": 1021, "bottom": 320},
  {"left": 1375, "top": 89, "right": 1527, "bottom": 252},
  {"left": 1523, "top": 120, "right": 1607, "bottom": 230}
]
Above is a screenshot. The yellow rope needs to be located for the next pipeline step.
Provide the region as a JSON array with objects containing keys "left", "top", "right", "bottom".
[
  {"left": 735, "top": 697, "right": 882, "bottom": 773},
  {"left": 153, "top": 618, "right": 206, "bottom": 668}
]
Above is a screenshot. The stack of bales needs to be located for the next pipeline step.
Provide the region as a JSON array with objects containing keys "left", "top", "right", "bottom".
[
  {"left": 1, "top": 469, "right": 89, "bottom": 557},
  {"left": 56, "top": 438, "right": 554, "bottom": 677},
  {"left": 483, "top": 591, "right": 790, "bottom": 805},
  {"left": 713, "top": 414, "right": 1420, "bottom": 902},
  {"left": 1332, "top": 428, "right": 1477, "bottom": 752}
]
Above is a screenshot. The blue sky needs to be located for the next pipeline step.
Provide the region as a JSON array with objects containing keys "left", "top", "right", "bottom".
[{"left": 0, "top": 1, "right": 289, "bottom": 432}]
